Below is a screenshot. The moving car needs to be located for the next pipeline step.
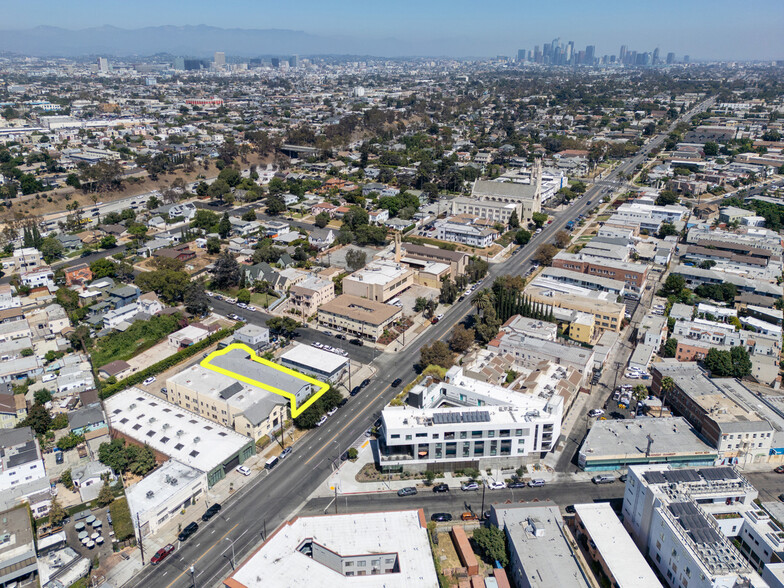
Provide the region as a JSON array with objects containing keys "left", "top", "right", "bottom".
[
  {"left": 461, "top": 482, "right": 479, "bottom": 492},
  {"left": 178, "top": 522, "right": 198, "bottom": 542},
  {"left": 236, "top": 465, "right": 251, "bottom": 476},
  {"left": 151, "top": 544, "right": 175, "bottom": 564},
  {"left": 431, "top": 513, "right": 452, "bottom": 522},
  {"left": 201, "top": 503, "right": 222, "bottom": 522},
  {"left": 432, "top": 483, "right": 449, "bottom": 493},
  {"left": 528, "top": 479, "right": 546, "bottom": 487},
  {"left": 397, "top": 487, "right": 417, "bottom": 497},
  {"left": 391, "top": 378, "right": 403, "bottom": 388}
]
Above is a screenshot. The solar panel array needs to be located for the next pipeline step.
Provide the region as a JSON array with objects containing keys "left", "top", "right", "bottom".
[
  {"left": 663, "top": 469, "right": 701, "bottom": 483},
  {"left": 669, "top": 502, "right": 722, "bottom": 545},
  {"left": 643, "top": 471, "right": 667, "bottom": 484},
  {"left": 432, "top": 411, "right": 491, "bottom": 425},
  {"left": 698, "top": 467, "right": 738, "bottom": 481}
]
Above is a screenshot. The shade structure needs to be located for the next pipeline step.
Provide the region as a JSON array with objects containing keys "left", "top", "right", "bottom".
[
  {"left": 95, "top": 536, "right": 104, "bottom": 545},
  {"left": 77, "top": 530, "right": 88, "bottom": 540},
  {"left": 75, "top": 522, "right": 85, "bottom": 532},
  {"left": 85, "top": 515, "right": 96, "bottom": 525},
  {"left": 86, "top": 540, "right": 95, "bottom": 549}
]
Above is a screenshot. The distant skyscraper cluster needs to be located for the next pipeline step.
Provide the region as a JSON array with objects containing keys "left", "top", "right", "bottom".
[{"left": 516, "top": 38, "right": 683, "bottom": 66}]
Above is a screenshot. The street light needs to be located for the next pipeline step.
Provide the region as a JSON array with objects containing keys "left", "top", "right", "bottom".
[{"left": 225, "top": 537, "right": 236, "bottom": 570}]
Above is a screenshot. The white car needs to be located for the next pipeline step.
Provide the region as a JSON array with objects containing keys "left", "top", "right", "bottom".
[
  {"left": 625, "top": 373, "right": 640, "bottom": 379},
  {"left": 588, "top": 409, "right": 605, "bottom": 418},
  {"left": 327, "top": 407, "right": 338, "bottom": 417},
  {"left": 436, "top": 314, "right": 444, "bottom": 321},
  {"left": 487, "top": 480, "right": 506, "bottom": 490},
  {"left": 247, "top": 306, "right": 258, "bottom": 312},
  {"left": 143, "top": 376, "right": 156, "bottom": 386},
  {"left": 316, "top": 416, "right": 328, "bottom": 427},
  {"left": 236, "top": 465, "right": 251, "bottom": 476}
]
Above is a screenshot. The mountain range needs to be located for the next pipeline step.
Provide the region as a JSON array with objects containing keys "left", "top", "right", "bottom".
[{"left": 0, "top": 25, "right": 439, "bottom": 58}]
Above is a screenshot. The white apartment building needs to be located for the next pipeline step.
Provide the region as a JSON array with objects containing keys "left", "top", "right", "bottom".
[
  {"left": 623, "top": 464, "right": 769, "bottom": 588},
  {"left": 379, "top": 366, "right": 562, "bottom": 472},
  {"left": 0, "top": 428, "right": 47, "bottom": 493}
]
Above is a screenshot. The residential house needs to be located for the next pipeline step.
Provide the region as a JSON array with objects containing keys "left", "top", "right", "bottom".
[
  {"left": 64, "top": 263, "right": 92, "bottom": 286},
  {"left": 153, "top": 243, "right": 196, "bottom": 263},
  {"left": 308, "top": 228, "right": 335, "bottom": 250},
  {"left": 289, "top": 275, "right": 335, "bottom": 317}
]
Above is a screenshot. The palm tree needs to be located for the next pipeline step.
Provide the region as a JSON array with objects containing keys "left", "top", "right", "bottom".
[
  {"left": 471, "top": 289, "right": 494, "bottom": 315},
  {"left": 660, "top": 376, "right": 675, "bottom": 415}
]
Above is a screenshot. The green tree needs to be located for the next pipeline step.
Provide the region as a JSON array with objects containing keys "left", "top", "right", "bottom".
[
  {"left": 211, "top": 251, "right": 241, "bottom": 289},
  {"left": 658, "top": 222, "right": 678, "bottom": 238},
  {"left": 34, "top": 389, "right": 52, "bottom": 406},
  {"left": 135, "top": 269, "right": 190, "bottom": 303},
  {"left": 514, "top": 229, "right": 531, "bottom": 245},
  {"left": 449, "top": 325, "right": 475, "bottom": 353},
  {"left": 184, "top": 281, "right": 210, "bottom": 316},
  {"left": 439, "top": 278, "right": 458, "bottom": 304},
  {"left": 730, "top": 346, "right": 752, "bottom": 378},
  {"left": 191, "top": 210, "right": 220, "bottom": 232},
  {"left": 472, "top": 526, "right": 508, "bottom": 567},
  {"left": 531, "top": 212, "right": 548, "bottom": 228},
  {"left": 662, "top": 274, "right": 686, "bottom": 296},
  {"left": 236, "top": 289, "right": 251, "bottom": 304},
  {"left": 241, "top": 209, "right": 257, "bottom": 221},
  {"left": 554, "top": 230, "right": 571, "bottom": 249},
  {"left": 315, "top": 211, "right": 330, "bottom": 228},
  {"left": 49, "top": 497, "right": 67, "bottom": 527},
  {"left": 39, "top": 237, "right": 64, "bottom": 263},
  {"left": 420, "top": 340, "right": 453, "bottom": 369},
  {"left": 97, "top": 480, "right": 115, "bottom": 507},
  {"left": 100, "top": 235, "right": 117, "bottom": 249},
  {"left": 414, "top": 297, "right": 428, "bottom": 312},
  {"left": 51, "top": 413, "right": 68, "bottom": 430},
  {"left": 218, "top": 167, "right": 241, "bottom": 187},
  {"left": 266, "top": 316, "right": 300, "bottom": 337},
  {"left": 206, "top": 237, "right": 222, "bottom": 254},
  {"left": 703, "top": 142, "right": 719, "bottom": 157},
  {"left": 704, "top": 348, "right": 733, "bottom": 377},
  {"left": 266, "top": 194, "right": 286, "bottom": 216},
  {"left": 656, "top": 190, "right": 679, "bottom": 206},
  {"left": 217, "top": 212, "right": 232, "bottom": 239},
  {"left": 61, "top": 469, "right": 74, "bottom": 490},
  {"left": 346, "top": 249, "right": 367, "bottom": 272},
  {"left": 534, "top": 243, "right": 558, "bottom": 266},
  {"left": 90, "top": 258, "right": 117, "bottom": 279},
  {"left": 18, "top": 403, "right": 52, "bottom": 435},
  {"left": 508, "top": 209, "right": 520, "bottom": 229},
  {"left": 660, "top": 338, "right": 678, "bottom": 358}
]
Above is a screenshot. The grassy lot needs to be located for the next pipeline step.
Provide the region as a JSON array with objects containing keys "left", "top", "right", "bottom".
[
  {"left": 91, "top": 314, "right": 181, "bottom": 367},
  {"left": 250, "top": 292, "right": 279, "bottom": 308},
  {"left": 110, "top": 497, "right": 134, "bottom": 541}
]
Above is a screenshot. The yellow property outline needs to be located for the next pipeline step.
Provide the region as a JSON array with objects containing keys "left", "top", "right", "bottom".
[{"left": 200, "top": 343, "right": 330, "bottom": 418}]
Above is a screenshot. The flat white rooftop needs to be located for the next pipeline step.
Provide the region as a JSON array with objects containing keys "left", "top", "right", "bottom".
[
  {"left": 347, "top": 260, "right": 410, "bottom": 285},
  {"left": 225, "top": 510, "right": 438, "bottom": 588},
  {"left": 574, "top": 503, "right": 662, "bottom": 588},
  {"left": 125, "top": 459, "right": 204, "bottom": 518},
  {"left": 105, "top": 388, "right": 251, "bottom": 473},
  {"left": 279, "top": 343, "right": 348, "bottom": 374}
]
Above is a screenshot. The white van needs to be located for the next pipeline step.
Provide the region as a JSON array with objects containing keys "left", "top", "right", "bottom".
[
  {"left": 41, "top": 374, "right": 57, "bottom": 383},
  {"left": 265, "top": 456, "right": 279, "bottom": 470},
  {"left": 592, "top": 475, "right": 615, "bottom": 485}
]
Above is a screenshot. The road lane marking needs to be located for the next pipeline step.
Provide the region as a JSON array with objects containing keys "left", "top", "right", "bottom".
[{"left": 163, "top": 523, "right": 239, "bottom": 588}]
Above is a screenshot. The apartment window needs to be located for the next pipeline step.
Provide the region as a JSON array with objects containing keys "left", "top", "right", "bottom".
[
  {"left": 460, "top": 431, "right": 467, "bottom": 439},
  {"left": 471, "top": 431, "right": 482, "bottom": 439},
  {"left": 416, "top": 433, "right": 427, "bottom": 438},
  {"left": 391, "top": 434, "right": 400, "bottom": 439},
  {"left": 515, "top": 429, "right": 523, "bottom": 436}
]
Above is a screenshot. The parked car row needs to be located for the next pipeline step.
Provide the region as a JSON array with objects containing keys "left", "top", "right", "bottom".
[{"left": 310, "top": 341, "right": 349, "bottom": 357}]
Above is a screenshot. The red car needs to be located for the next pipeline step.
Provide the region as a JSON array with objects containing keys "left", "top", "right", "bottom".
[
  {"left": 775, "top": 466, "right": 784, "bottom": 474},
  {"left": 151, "top": 544, "right": 175, "bottom": 565}
]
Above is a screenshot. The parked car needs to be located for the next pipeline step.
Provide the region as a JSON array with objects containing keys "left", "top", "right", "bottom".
[
  {"left": 564, "top": 505, "right": 576, "bottom": 514},
  {"left": 397, "top": 487, "right": 417, "bottom": 497},
  {"left": 280, "top": 447, "right": 292, "bottom": 459},
  {"left": 431, "top": 513, "right": 453, "bottom": 522},
  {"left": 236, "top": 465, "right": 251, "bottom": 476},
  {"left": 432, "top": 483, "right": 449, "bottom": 493},
  {"left": 327, "top": 407, "right": 338, "bottom": 417},
  {"left": 619, "top": 474, "right": 628, "bottom": 483},
  {"left": 592, "top": 475, "right": 615, "bottom": 485},
  {"left": 143, "top": 376, "right": 156, "bottom": 386},
  {"left": 339, "top": 398, "right": 348, "bottom": 407},
  {"left": 201, "top": 503, "right": 222, "bottom": 522},
  {"left": 588, "top": 409, "right": 605, "bottom": 418},
  {"left": 461, "top": 512, "right": 478, "bottom": 521},
  {"left": 528, "top": 479, "right": 546, "bottom": 487},
  {"left": 349, "top": 338, "right": 363, "bottom": 346},
  {"left": 360, "top": 379, "right": 370, "bottom": 388},
  {"left": 487, "top": 480, "right": 506, "bottom": 490},
  {"left": 391, "top": 378, "right": 403, "bottom": 388},
  {"left": 178, "top": 522, "right": 198, "bottom": 542},
  {"left": 461, "top": 482, "right": 479, "bottom": 492},
  {"left": 350, "top": 387, "right": 361, "bottom": 396},
  {"left": 508, "top": 481, "right": 526, "bottom": 489},
  {"left": 151, "top": 544, "right": 175, "bottom": 564},
  {"left": 775, "top": 465, "right": 784, "bottom": 474},
  {"left": 316, "top": 416, "right": 328, "bottom": 427}
]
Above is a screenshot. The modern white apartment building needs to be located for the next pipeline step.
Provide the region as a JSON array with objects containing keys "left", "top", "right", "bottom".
[
  {"left": 0, "top": 428, "right": 47, "bottom": 493},
  {"left": 379, "top": 366, "right": 562, "bottom": 472},
  {"left": 622, "top": 464, "right": 769, "bottom": 588}
]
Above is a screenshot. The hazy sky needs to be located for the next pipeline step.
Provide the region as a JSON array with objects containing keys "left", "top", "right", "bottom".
[{"left": 5, "top": 0, "right": 784, "bottom": 59}]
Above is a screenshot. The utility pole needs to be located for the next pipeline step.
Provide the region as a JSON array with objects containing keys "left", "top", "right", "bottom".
[
  {"left": 480, "top": 483, "right": 486, "bottom": 519},
  {"left": 334, "top": 485, "right": 338, "bottom": 514},
  {"left": 190, "top": 565, "right": 197, "bottom": 588},
  {"left": 136, "top": 512, "right": 145, "bottom": 565}
]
